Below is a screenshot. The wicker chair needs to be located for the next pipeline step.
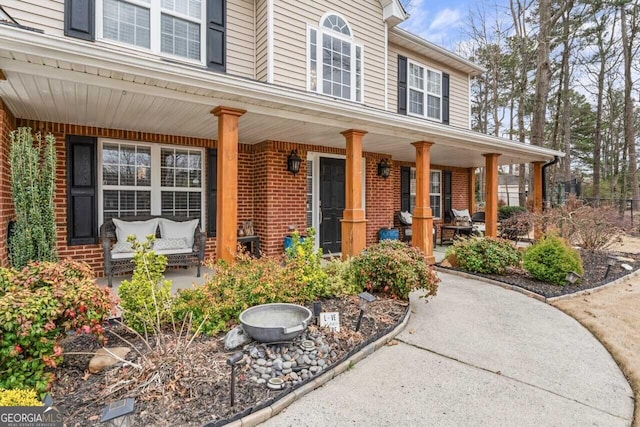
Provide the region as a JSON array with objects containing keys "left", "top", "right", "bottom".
[{"left": 100, "top": 215, "right": 206, "bottom": 287}]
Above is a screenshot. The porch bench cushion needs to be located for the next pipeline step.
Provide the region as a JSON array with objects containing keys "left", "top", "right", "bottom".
[{"left": 101, "top": 215, "right": 205, "bottom": 287}]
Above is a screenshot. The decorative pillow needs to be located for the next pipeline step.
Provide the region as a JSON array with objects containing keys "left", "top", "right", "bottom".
[
  {"left": 154, "top": 237, "right": 189, "bottom": 250},
  {"left": 111, "top": 241, "right": 134, "bottom": 253},
  {"left": 452, "top": 209, "right": 471, "bottom": 220},
  {"left": 113, "top": 218, "right": 159, "bottom": 245},
  {"left": 400, "top": 211, "right": 413, "bottom": 225},
  {"left": 158, "top": 219, "right": 199, "bottom": 248}
]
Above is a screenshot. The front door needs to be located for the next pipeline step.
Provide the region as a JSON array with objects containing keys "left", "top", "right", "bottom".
[{"left": 319, "top": 157, "right": 345, "bottom": 254}]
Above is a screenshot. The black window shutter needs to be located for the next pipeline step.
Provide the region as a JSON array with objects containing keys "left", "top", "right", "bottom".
[
  {"left": 442, "top": 72, "right": 450, "bottom": 125},
  {"left": 66, "top": 135, "right": 98, "bottom": 246},
  {"left": 206, "top": 0, "right": 226, "bottom": 72},
  {"left": 400, "top": 166, "right": 411, "bottom": 212},
  {"left": 397, "top": 56, "right": 408, "bottom": 115},
  {"left": 64, "top": 0, "right": 95, "bottom": 41},
  {"left": 443, "top": 170, "right": 453, "bottom": 222},
  {"left": 207, "top": 148, "right": 218, "bottom": 237}
]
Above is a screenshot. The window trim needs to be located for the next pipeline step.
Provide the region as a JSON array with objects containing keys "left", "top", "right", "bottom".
[
  {"left": 407, "top": 59, "right": 442, "bottom": 122},
  {"left": 95, "top": 0, "right": 207, "bottom": 66},
  {"left": 307, "top": 13, "right": 364, "bottom": 103},
  {"left": 409, "top": 168, "right": 442, "bottom": 220},
  {"left": 97, "top": 139, "right": 206, "bottom": 230}
]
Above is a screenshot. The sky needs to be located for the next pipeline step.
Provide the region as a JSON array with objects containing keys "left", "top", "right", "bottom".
[{"left": 400, "top": 0, "right": 507, "bottom": 50}]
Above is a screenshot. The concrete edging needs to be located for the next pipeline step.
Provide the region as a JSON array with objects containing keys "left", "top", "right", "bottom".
[
  {"left": 436, "top": 265, "right": 640, "bottom": 304},
  {"left": 231, "top": 306, "right": 412, "bottom": 427}
]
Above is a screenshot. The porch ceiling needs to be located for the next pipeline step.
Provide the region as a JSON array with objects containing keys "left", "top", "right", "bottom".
[{"left": 0, "top": 26, "right": 562, "bottom": 168}]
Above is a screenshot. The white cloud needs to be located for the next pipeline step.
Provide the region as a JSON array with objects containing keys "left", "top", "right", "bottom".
[
  {"left": 429, "top": 8, "right": 462, "bottom": 32},
  {"left": 400, "top": 3, "right": 464, "bottom": 49}
]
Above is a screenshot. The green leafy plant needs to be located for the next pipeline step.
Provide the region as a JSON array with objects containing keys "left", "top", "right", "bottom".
[
  {"left": 0, "top": 388, "right": 43, "bottom": 406},
  {"left": 0, "top": 260, "right": 114, "bottom": 394},
  {"left": 9, "top": 127, "right": 57, "bottom": 269},
  {"left": 498, "top": 205, "right": 527, "bottom": 221},
  {"left": 117, "top": 237, "right": 173, "bottom": 334},
  {"left": 174, "top": 228, "right": 360, "bottom": 335},
  {"left": 347, "top": 240, "right": 439, "bottom": 301},
  {"left": 322, "top": 257, "right": 362, "bottom": 296},
  {"left": 523, "top": 234, "right": 583, "bottom": 286},
  {"left": 447, "top": 236, "right": 521, "bottom": 274}
]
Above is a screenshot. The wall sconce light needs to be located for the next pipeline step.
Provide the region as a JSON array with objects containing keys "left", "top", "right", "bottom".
[
  {"left": 100, "top": 398, "right": 135, "bottom": 427},
  {"left": 565, "top": 271, "right": 582, "bottom": 286},
  {"left": 355, "top": 291, "right": 376, "bottom": 332},
  {"left": 287, "top": 150, "right": 302, "bottom": 175},
  {"left": 377, "top": 158, "right": 391, "bottom": 179}
]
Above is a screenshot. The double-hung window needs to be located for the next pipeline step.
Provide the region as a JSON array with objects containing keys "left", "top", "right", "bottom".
[
  {"left": 408, "top": 60, "right": 442, "bottom": 121},
  {"left": 409, "top": 168, "right": 442, "bottom": 219},
  {"left": 99, "top": 0, "right": 205, "bottom": 63},
  {"left": 308, "top": 13, "right": 363, "bottom": 102},
  {"left": 99, "top": 141, "right": 204, "bottom": 226}
]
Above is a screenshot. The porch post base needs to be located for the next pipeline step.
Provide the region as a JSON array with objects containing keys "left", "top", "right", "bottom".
[
  {"left": 341, "top": 212, "right": 367, "bottom": 259},
  {"left": 411, "top": 206, "right": 434, "bottom": 263}
]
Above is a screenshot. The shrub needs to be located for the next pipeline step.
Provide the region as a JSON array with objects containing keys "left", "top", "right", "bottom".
[
  {"left": 347, "top": 240, "right": 439, "bottom": 301},
  {"left": 534, "top": 202, "right": 629, "bottom": 251},
  {"left": 0, "top": 260, "right": 114, "bottom": 394},
  {"left": 174, "top": 228, "right": 354, "bottom": 335},
  {"left": 446, "top": 237, "right": 520, "bottom": 274},
  {"left": 118, "top": 238, "right": 173, "bottom": 334},
  {"left": 523, "top": 234, "right": 583, "bottom": 286},
  {"left": 499, "top": 212, "right": 533, "bottom": 241},
  {"left": 0, "top": 388, "right": 43, "bottom": 406},
  {"left": 322, "top": 257, "right": 362, "bottom": 297},
  {"left": 9, "top": 128, "right": 57, "bottom": 269},
  {"left": 498, "top": 205, "right": 527, "bottom": 221}
]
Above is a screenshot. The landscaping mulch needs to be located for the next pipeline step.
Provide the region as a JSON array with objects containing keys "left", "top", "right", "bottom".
[
  {"left": 51, "top": 296, "right": 407, "bottom": 427},
  {"left": 441, "top": 250, "right": 640, "bottom": 298}
]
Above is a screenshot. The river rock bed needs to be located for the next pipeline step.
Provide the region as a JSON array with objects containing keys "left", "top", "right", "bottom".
[{"left": 244, "top": 329, "right": 338, "bottom": 388}]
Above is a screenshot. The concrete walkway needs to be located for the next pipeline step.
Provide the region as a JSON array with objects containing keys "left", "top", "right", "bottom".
[{"left": 263, "top": 273, "right": 635, "bottom": 427}]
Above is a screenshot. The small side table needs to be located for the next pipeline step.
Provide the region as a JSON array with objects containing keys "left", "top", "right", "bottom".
[{"left": 238, "top": 235, "right": 261, "bottom": 257}]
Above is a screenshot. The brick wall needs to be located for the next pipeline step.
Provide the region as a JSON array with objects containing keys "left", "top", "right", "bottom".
[
  {"left": 12, "top": 119, "right": 256, "bottom": 274},
  {"left": 0, "top": 99, "right": 16, "bottom": 266},
  {"left": 0, "top": 114, "right": 472, "bottom": 271}
]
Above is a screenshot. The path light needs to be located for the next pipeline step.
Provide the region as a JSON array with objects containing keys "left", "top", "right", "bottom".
[
  {"left": 355, "top": 292, "right": 376, "bottom": 332},
  {"left": 605, "top": 256, "right": 617, "bottom": 279},
  {"left": 100, "top": 398, "right": 135, "bottom": 427},
  {"left": 287, "top": 150, "right": 302, "bottom": 175},
  {"left": 565, "top": 271, "right": 582, "bottom": 286},
  {"left": 227, "top": 351, "right": 243, "bottom": 407},
  {"left": 313, "top": 301, "right": 322, "bottom": 325},
  {"left": 377, "top": 158, "right": 391, "bottom": 179}
]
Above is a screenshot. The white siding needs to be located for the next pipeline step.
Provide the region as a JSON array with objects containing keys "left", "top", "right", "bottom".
[
  {"left": 272, "top": 0, "right": 386, "bottom": 109},
  {"left": 2, "top": 0, "right": 64, "bottom": 36},
  {"left": 227, "top": 0, "right": 255, "bottom": 78},
  {"left": 255, "top": 0, "right": 268, "bottom": 82},
  {"left": 388, "top": 43, "right": 471, "bottom": 129}
]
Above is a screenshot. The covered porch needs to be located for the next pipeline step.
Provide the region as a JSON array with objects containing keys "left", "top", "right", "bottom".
[{"left": 0, "top": 25, "right": 560, "bottom": 272}]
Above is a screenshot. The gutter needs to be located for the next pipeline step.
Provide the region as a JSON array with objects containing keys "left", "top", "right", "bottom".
[{"left": 542, "top": 156, "right": 560, "bottom": 207}]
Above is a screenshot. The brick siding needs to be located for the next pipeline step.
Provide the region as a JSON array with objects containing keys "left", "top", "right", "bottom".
[{"left": 0, "top": 112, "right": 471, "bottom": 273}]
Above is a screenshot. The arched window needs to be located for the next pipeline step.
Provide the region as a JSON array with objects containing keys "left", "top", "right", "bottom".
[{"left": 308, "top": 13, "right": 363, "bottom": 102}]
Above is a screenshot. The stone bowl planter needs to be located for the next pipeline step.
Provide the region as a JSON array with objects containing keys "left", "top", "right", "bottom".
[{"left": 239, "top": 303, "right": 312, "bottom": 343}]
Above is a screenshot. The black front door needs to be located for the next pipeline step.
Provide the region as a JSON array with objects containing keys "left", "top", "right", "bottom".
[{"left": 319, "top": 157, "right": 345, "bottom": 254}]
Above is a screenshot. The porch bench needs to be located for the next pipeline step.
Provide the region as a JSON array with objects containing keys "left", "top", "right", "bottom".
[{"left": 100, "top": 215, "right": 205, "bottom": 287}]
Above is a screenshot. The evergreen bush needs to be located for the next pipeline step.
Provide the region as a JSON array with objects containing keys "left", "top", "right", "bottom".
[
  {"left": 446, "top": 237, "right": 521, "bottom": 275},
  {"left": 9, "top": 128, "right": 57, "bottom": 269},
  {"left": 523, "top": 234, "right": 583, "bottom": 286}
]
